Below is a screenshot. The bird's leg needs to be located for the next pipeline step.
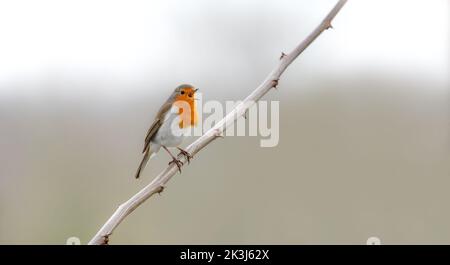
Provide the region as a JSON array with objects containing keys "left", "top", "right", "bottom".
[
  {"left": 177, "top": 147, "right": 193, "bottom": 164},
  {"left": 162, "top": 146, "right": 183, "bottom": 173}
]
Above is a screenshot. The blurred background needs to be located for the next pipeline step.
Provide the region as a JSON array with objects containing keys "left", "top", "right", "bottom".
[{"left": 0, "top": 0, "right": 448, "bottom": 244}]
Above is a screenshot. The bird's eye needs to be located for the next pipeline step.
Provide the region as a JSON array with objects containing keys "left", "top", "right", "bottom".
[{"left": 180, "top": 91, "right": 185, "bottom": 95}]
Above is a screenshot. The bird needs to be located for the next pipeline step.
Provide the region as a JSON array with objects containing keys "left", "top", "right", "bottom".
[{"left": 135, "top": 84, "right": 199, "bottom": 179}]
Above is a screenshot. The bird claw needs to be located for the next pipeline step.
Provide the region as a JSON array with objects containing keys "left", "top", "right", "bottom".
[
  {"left": 169, "top": 158, "right": 183, "bottom": 173},
  {"left": 177, "top": 147, "right": 193, "bottom": 164}
]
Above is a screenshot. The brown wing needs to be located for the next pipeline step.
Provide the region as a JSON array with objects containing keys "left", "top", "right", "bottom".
[{"left": 142, "top": 102, "right": 172, "bottom": 153}]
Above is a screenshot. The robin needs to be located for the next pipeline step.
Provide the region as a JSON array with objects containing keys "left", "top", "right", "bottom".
[{"left": 135, "top": 84, "right": 199, "bottom": 179}]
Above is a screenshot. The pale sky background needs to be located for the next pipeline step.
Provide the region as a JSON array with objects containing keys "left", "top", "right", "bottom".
[
  {"left": 0, "top": 0, "right": 449, "bottom": 244},
  {"left": 0, "top": 0, "right": 447, "bottom": 91}
]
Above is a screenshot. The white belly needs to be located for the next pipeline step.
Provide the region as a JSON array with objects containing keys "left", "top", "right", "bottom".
[{"left": 151, "top": 108, "right": 188, "bottom": 147}]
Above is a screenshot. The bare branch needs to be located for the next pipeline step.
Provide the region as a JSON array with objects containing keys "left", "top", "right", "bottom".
[{"left": 88, "top": 0, "right": 347, "bottom": 245}]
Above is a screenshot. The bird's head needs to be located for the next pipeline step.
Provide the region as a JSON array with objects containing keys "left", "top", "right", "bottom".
[{"left": 174, "top": 84, "right": 198, "bottom": 103}]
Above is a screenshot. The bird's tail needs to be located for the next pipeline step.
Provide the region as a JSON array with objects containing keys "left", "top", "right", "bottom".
[{"left": 135, "top": 146, "right": 154, "bottom": 179}]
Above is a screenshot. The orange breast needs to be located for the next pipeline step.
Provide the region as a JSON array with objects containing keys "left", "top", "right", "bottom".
[{"left": 174, "top": 99, "right": 197, "bottom": 129}]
